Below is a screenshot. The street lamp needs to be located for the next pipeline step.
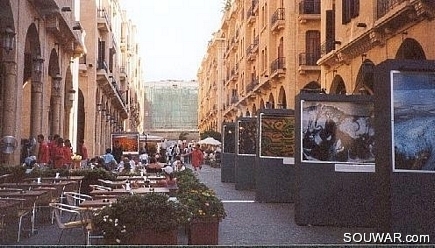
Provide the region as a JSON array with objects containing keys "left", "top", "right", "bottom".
[
  {"left": 33, "top": 55, "right": 44, "bottom": 74},
  {"left": 53, "top": 73, "right": 62, "bottom": 91},
  {"left": 2, "top": 26, "right": 15, "bottom": 53}
]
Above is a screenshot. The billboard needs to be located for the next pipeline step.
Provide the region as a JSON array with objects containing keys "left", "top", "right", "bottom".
[
  {"left": 111, "top": 133, "right": 140, "bottom": 155},
  {"left": 259, "top": 113, "right": 295, "bottom": 158},
  {"left": 391, "top": 70, "right": 435, "bottom": 172},
  {"left": 300, "top": 100, "right": 375, "bottom": 166}
]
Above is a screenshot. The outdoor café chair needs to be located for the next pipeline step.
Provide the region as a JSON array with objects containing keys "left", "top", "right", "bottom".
[{"left": 50, "top": 202, "right": 90, "bottom": 244}]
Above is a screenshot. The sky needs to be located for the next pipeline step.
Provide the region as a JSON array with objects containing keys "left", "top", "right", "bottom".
[{"left": 120, "top": 0, "right": 224, "bottom": 82}]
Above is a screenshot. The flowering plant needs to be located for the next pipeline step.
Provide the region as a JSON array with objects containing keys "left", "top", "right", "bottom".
[
  {"left": 177, "top": 172, "right": 226, "bottom": 220},
  {"left": 71, "top": 154, "right": 82, "bottom": 162},
  {"left": 91, "top": 193, "right": 190, "bottom": 244},
  {"left": 178, "top": 185, "right": 226, "bottom": 220}
]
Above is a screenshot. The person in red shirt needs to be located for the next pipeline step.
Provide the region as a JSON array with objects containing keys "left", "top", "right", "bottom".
[
  {"left": 49, "top": 134, "right": 60, "bottom": 166},
  {"left": 37, "top": 134, "right": 50, "bottom": 167},
  {"left": 63, "top": 139, "right": 73, "bottom": 169},
  {"left": 191, "top": 144, "right": 204, "bottom": 171},
  {"left": 52, "top": 137, "right": 65, "bottom": 169}
]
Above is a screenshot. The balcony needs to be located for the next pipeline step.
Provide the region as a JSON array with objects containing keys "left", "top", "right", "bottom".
[
  {"left": 252, "top": 35, "right": 259, "bottom": 52},
  {"left": 120, "top": 66, "right": 127, "bottom": 80},
  {"left": 246, "top": 77, "right": 259, "bottom": 92},
  {"left": 246, "top": 45, "right": 256, "bottom": 62},
  {"left": 298, "top": 52, "right": 321, "bottom": 74},
  {"left": 79, "top": 55, "right": 87, "bottom": 74},
  {"left": 246, "top": 5, "right": 256, "bottom": 25},
  {"left": 230, "top": 67, "right": 238, "bottom": 81},
  {"left": 298, "top": 0, "right": 321, "bottom": 23},
  {"left": 97, "top": 8, "right": 111, "bottom": 32},
  {"left": 271, "top": 8, "right": 285, "bottom": 32},
  {"left": 252, "top": 0, "right": 259, "bottom": 13},
  {"left": 270, "top": 57, "right": 286, "bottom": 79},
  {"left": 120, "top": 37, "right": 127, "bottom": 52}
]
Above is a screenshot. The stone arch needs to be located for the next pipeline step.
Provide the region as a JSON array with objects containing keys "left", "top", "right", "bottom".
[
  {"left": 267, "top": 93, "right": 275, "bottom": 109},
  {"left": 259, "top": 98, "right": 265, "bottom": 109},
  {"left": 21, "top": 23, "right": 42, "bottom": 142},
  {"left": 353, "top": 59, "right": 375, "bottom": 95},
  {"left": 329, "top": 75, "right": 346, "bottom": 94},
  {"left": 277, "top": 86, "right": 287, "bottom": 109},
  {"left": 301, "top": 81, "right": 322, "bottom": 93},
  {"left": 395, "top": 38, "right": 426, "bottom": 60}
]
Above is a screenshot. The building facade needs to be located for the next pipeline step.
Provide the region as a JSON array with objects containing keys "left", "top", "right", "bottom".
[
  {"left": 144, "top": 80, "right": 199, "bottom": 140},
  {"left": 0, "top": 0, "right": 85, "bottom": 165},
  {"left": 198, "top": 0, "right": 322, "bottom": 132},
  {"left": 0, "top": 0, "right": 145, "bottom": 165},
  {"left": 79, "top": 0, "right": 144, "bottom": 156},
  {"left": 198, "top": 0, "right": 435, "bottom": 134}
]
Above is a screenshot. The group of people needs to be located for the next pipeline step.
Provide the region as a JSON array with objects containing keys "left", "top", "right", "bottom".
[{"left": 35, "top": 134, "right": 88, "bottom": 169}]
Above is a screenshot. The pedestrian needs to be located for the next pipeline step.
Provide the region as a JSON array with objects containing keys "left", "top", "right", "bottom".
[
  {"left": 101, "top": 148, "right": 117, "bottom": 171},
  {"left": 78, "top": 139, "right": 89, "bottom": 168},
  {"left": 49, "top": 134, "right": 60, "bottom": 166},
  {"left": 63, "top": 139, "right": 73, "bottom": 169},
  {"left": 112, "top": 140, "right": 123, "bottom": 163},
  {"left": 191, "top": 144, "right": 204, "bottom": 171},
  {"left": 36, "top": 134, "right": 50, "bottom": 167},
  {"left": 52, "top": 137, "right": 65, "bottom": 169}
]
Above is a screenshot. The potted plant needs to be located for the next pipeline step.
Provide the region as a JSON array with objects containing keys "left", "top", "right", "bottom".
[
  {"left": 177, "top": 170, "right": 226, "bottom": 245},
  {"left": 91, "top": 193, "right": 190, "bottom": 245}
]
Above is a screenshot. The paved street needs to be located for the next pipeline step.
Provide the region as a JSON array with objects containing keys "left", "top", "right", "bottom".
[{"left": 4, "top": 163, "right": 375, "bottom": 246}]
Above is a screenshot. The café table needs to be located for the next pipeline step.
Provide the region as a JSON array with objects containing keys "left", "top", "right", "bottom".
[
  {"left": 0, "top": 180, "right": 78, "bottom": 196},
  {"left": 116, "top": 174, "right": 166, "bottom": 181},
  {"left": 78, "top": 198, "right": 117, "bottom": 209},
  {"left": 89, "top": 186, "right": 171, "bottom": 197},
  {"left": 0, "top": 190, "right": 49, "bottom": 235}
]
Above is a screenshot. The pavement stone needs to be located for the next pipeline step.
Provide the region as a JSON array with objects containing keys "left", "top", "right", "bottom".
[{"left": 1, "top": 163, "right": 375, "bottom": 246}]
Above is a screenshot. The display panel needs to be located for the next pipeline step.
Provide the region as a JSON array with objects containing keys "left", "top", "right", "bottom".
[
  {"left": 391, "top": 70, "right": 435, "bottom": 172},
  {"left": 223, "top": 124, "right": 236, "bottom": 153},
  {"left": 259, "top": 114, "right": 295, "bottom": 158},
  {"left": 301, "top": 100, "right": 375, "bottom": 164},
  {"left": 237, "top": 119, "right": 256, "bottom": 155},
  {"left": 111, "top": 133, "right": 139, "bottom": 155}
]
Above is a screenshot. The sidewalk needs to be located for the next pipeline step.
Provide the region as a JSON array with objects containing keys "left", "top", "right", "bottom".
[
  {"left": 4, "top": 163, "right": 374, "bottom": 246},
  {"left": 192, "top": 164, "right": 374, "bottom": 246}
]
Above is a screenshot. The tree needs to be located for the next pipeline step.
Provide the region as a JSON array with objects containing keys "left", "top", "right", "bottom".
[
  {"left": 200, "top": 130, "right": 222, "bottom": 142},
  {"left": 178, "top": 132, "right": 189, "bottom": 141}
]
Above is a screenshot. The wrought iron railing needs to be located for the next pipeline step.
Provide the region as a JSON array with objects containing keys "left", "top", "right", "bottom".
[{"left": 299, "top": 0, "right": 321, "bottom": 14}]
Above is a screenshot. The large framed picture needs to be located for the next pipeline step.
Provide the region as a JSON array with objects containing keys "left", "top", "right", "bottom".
[
  {"left": 301, "top": 100, "right": 375, "bottom": 165},
  {"left": 391, "top": 70, "right": 435, "bottom": 172},
  {"left": 223, "top": 123, "right": 236, "bottom": 153},
  {"left": 237, "top": 119, "right": 256, "bottom": 155},
  {"left": 259, "top": 113, "right": 295, "bottom": 158},
  {"left": 111, "top": 133, "right": 139, "bottom": 155}
]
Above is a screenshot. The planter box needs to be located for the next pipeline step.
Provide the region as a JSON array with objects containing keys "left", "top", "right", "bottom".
[
  {"left": 105, "top": 229, "right": 178, "bottom": 245},
  {"left": 188, "top": 218, "right": 219, "bottom": 245}
]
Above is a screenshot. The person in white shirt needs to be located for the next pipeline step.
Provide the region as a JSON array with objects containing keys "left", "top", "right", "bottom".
[{"left": 172, "top": 155, "right": 185, "bottom": 172}]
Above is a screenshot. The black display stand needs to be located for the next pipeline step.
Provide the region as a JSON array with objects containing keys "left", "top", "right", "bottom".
[
  {"left": 294, "top": 93, "right": 378, "bottom": 227},
  {"left": 255, "top": 109, "right": 295, "bottom": 203},
  {"left": 235, "top": 117, "right": 256, "bottom": 190},
  {"left": 221, "top": 122, "right": 236, "bottom": 183},
  {"left": 374, "top": 59, "right": 435, "bottom": 238}
]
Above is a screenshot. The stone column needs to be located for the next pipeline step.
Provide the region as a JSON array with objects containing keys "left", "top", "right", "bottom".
[
  {"left": 1, "top": 60, "right": 17, "bottom": 136},
  {"left": 30, "top": 76, "right": 43, "bottom": 137},
  {"left": 51, "top": 83, "right": 62, "bottom": 136}
]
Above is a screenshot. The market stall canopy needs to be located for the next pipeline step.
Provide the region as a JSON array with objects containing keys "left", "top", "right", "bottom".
[{"left": 197, "top": 137, "right": 221, "bottom": 146}]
